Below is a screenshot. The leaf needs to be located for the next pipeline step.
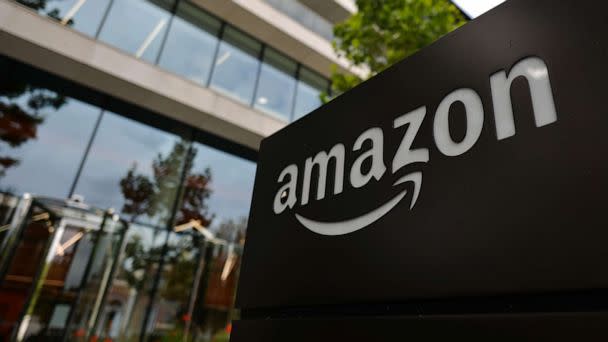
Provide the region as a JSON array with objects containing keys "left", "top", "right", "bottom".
[{"left": 325, "top": 0, "right": 466, "bottom": 102}]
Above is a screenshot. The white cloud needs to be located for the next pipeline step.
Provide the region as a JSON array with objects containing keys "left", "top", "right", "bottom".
[{"left": 451, "top": 0, "right": 506, "bottom": 18}]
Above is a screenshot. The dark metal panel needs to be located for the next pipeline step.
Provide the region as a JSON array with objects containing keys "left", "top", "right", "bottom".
[
  {"left": 237, "top": 0, "right": 608, "bottom": 309},
  {"left": 231, "top": 313, "right": 608, "bottom": 342}
]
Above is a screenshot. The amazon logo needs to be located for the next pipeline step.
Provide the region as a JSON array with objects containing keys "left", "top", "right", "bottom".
[{"left": 272, "top": 57, "right": 558, "bottom": 236}]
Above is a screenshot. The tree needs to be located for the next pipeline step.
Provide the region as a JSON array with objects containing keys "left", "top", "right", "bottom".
[{"left": 328, "top": 0, "right": 466, "bottom": 97}]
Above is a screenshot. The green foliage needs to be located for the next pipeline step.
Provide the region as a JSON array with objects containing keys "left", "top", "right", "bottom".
[
  {"left": 150, "top": 141, "right": 190, "bottom": 223},
  {"left": 120, "top": 164, "right": 155, "bottom": 222},
  {"left": 328, "top": 0, "right": 466, "bottom": 97},
  {"left": 119, "top": 140, "right": 214, "bottom": 226}
]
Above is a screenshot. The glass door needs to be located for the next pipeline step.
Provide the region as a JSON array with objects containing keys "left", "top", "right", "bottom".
[{"left": 0, "top": 197, "right": 127, "bottom": 342}]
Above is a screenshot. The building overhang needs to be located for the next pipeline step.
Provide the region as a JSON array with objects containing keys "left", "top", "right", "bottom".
[
  {"left": 192, "top": 0, "right": 366, "bottom": 80},
  {"left": 0, "top": 0, "right": 287, "bottom": 151},
  {"left": 298, "top": 0, "right": 357, "bottom": 23}
]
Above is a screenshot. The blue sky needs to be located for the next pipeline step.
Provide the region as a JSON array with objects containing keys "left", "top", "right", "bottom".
[{"left": 451, "top": 0, "right": 506, "bottom": 18}]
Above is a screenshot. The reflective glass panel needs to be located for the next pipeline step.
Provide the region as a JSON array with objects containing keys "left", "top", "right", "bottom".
[
  {"left": 148, "top": 231, "right": 202, "bottom": 339},
  {"left": 199, "top": 242, "right": 242, "bottom": 340},
  {"left": 93, "top": 224, "right": 167, "bottom": 341},
  {"left": 0, "top": 194, "right": 18, "bottom": 248},
  {"left": 72, "top": 111, "right": 187, "bottom": 228},
  {"left": 0, "top": 71, "right": 100, "bottom": 198},
  {"left": 293, "top": 67, "right": 328, "bottom": 120},
  {"left": 263, "top": 0, "right": 334, "bottom": 41},
  {"left": 98, "top": 0, "right": 174, "bottom": 63},
  {"left": 158, "top": 1, "right": 221, "bottom": 85},
  {"left": 253, "top": 48, "right": 297, "bottom": 120},
  {"left": 0, "top": 200, "right": 119, "bottom": 341},
  {"left": 40, "top": 0, "right": 112, "bottom": 37},
  {"left": 64, "top": 216, "right": 126, "bottom": 340},
  {"left": 0, "top": 204, "right": 56, "bottom": 341},
  {"left": 0, "top": 53, "right": 258, "bottom": 342},
  {"left": 175, "top": 142, "right": 255, "bottom": 233},
  {"left": 209, "top": 26, "right": 261, "bottom": 105}
]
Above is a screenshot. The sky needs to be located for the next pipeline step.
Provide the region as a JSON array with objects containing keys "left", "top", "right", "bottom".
[{"left": 451, "top": 0, "right": 506, "bottom": 18}]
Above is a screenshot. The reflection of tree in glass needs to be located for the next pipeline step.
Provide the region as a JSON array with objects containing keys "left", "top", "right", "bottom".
[
  {"left": 122, "top": 234, "right": 153, "bottom": 289},
  {"left": 16, "top": 0, "right": 73, "bottom": 24},
  {"left": 118, "top": 140, "right": 214, "bottom": 289},
  {"left": 0, "top": 68, "right": 66, "bottom": 178},
  {"left": 162, "top": 235, "right": 199, "bottom": 300},
  {"left": 120, "top": 163, "right": 155, "bottom": 222},
  {"left": 176, "top": 145, "right": 214, "bottom": 227},
  {"left": 119, "top": 140, "right": 214, "bottom": 226},
  {"left": 151, "top": 140, "right": 191, "bottom": 225}
]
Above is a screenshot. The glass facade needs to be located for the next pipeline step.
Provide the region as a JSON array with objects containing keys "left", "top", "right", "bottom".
[
  {"left": 13, "top": 0, "right": 329, "bottom": 120},
  {"left": 263, "top": 0, "right": 335, "bottom": 41},
  {"left": 158, "top": 1, "right": 221, "bottom": 85},
  {"left": 30, "top": 0, "right": 111, "bottom": 37},
  {"left": 253, "top": 48, "right": 298, "bottom": 120},
  {"left": 209, "top": 27, "right": 262, "bottom": 105},
  {"left": 293, "top": 67, "right": 330, "bottom": 120},
  {"left": 73, "top": 111, "right": 187, "bottom": 229},
  {"left": 98, "top": 0, "right": 174, "bottom": 63},
  {"left": 0, "top": 56, "right": 255, "bottom": 341},
  {"left": 0, "top": 89, "right": 101, "bottom": 198}
]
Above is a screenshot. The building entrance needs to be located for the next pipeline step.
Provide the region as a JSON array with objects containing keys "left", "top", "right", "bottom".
[{"left": 0, "top": 194, "right": 126, "bottom": 342}]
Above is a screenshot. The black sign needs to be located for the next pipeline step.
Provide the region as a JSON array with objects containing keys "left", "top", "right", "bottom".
[
  {"left": 237, "top": 0, "right": 608, "bottom": 312},
  {"left": 231, "top": 313, "right": 608, "bottom": 341}
]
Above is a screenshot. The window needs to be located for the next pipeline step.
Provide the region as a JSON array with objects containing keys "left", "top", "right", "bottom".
[
  {"left": 38, "top": 0, "right": 112, "bottom": 37},
  {"left": 0, "top": 69, "right": 101, "bottom": 198},
  {"left": 0, "top": 56, "right": 259, "bottom": 342},
  {"left": 253, "top": 48, "right": 297, "bottom": 120},
  {"left": 72, "top": 111, "right": 187, "bottom": 228},
  {"left": 149, "top": 231, "right": 201, "bottom": 337},
  {"left": 12, "top": 0, "right": 332, "bottom": 121},
  {"left": 209, "top": 26, "right": 262, "bottom": 105},
  {"left": 101, "top": 224, "right": 168, "bottom": 341},
  {"left": 158, "top": 1, "right": 222, "bottom": 85},
  {"left": 176, "top": 141, "right": 256, "bottom": 230},
  {"left": 293, "top": 67, "right": 328, "bottom": 120},
  {"left": 263, "top": 0, "right": 334, "bottom": 41},
  {"left": 97, "top": 0, "right": 175, "bottom": 63}
]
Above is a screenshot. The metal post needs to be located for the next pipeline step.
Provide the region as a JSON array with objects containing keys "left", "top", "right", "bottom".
[
  {"left": 94, "top": 0, "right": 115, "bottom": 39},
  {"left": 139, "top": 138, "right": 194, "bottom": 342},
  {"left": 249, "top": 44, "right": 266, "bottom": 107},
  {"left": 68, "top": 110, "right": 104, "bottom": 199},
  {"left": 86, "top": 218, "right": 129, "bottom": 341},
  {"left": 205, "top": 22, "right": 226, "bottom": 87},
  {"left": 12, "top": 219, "right": 66, "bottom": 342},
  {"left": 60, "top": 210, "right": 111, "bottom": 342},
  {"left": 289, "top": 64, "right": 302, "bottom": 121},
  {"left": 183, "top": 238, "right": 208, "bottom": 341},
  {"left": 154, "top": 0, "right": 180, "bottom": 66},
  {"left": 0, "top": 194, "right": 33, "bottom": 284},
  {"left": 193, "top": 241, "right": 216, "bottom": 337}
]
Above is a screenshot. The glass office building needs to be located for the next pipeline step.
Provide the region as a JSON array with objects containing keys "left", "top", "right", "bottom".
[{"left": 0, "top": 0, "right": 359, "bottom": 341}]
